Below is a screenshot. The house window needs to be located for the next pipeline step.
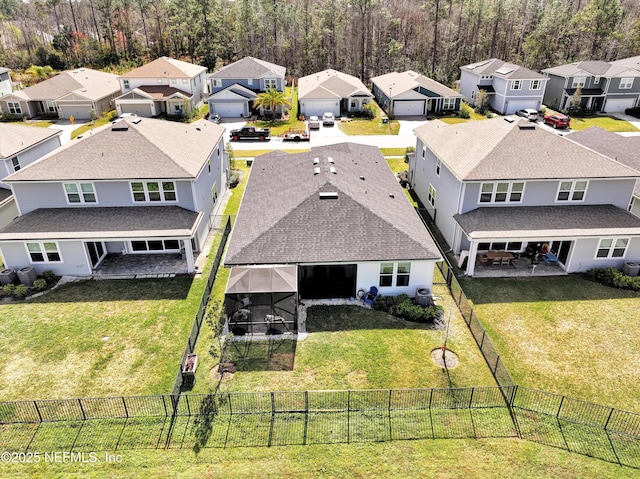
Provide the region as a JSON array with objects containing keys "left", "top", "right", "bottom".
[
  {"left": 212, "top": 183, "right": 218, "bottom": 203},
  {"left": 26, "top": 241, "right": 61, "bottom": 263},
  {"left": 131, "top": 239, "right": 181, "bottom": 252},
  {"left": 264, "top": 79, "right": 277, "bottom": 89},
  {"left": 131, "top": 181, "right": 177, "bottom": 202},
  {"left": 248, "top": 79, "right": 253, "bottom": 86},
  {"left": 443, "top": 98, "right": 456, "bottom": 109},
  {"left": 123, "top": 79, "right": 130, "bottom": 89},
  {"left": 64, "top": 182, "right": 97, "bottom": 204},
  {"left": 596, "top": 238, "right": 629, "bottom": 258},
  {"left": 557, "top": 180, "right": 587, "bottom": 202},
  {"left": 511, "top": 80, "right": 522, "bottom": 90},
  {"left": 620, "top": 78, "right": 634, "bottom": 89},
  {"left": 46, "top": 101, "right": 56, "bottom": 113},
  {"left": 212, "top": 79, "right": 222, "bottom": 88},
  {"left": 479, "top": 182, "right": 524, "bottom": 203},
  {"left": 435, "top": 159, "right": 441, "bottom": 176},
  {"left": 11, "top": 157, "right": 20, "bottom": 172},
  {"left": 7, "top": 102, "right": 21, "bottom": 114},
  {"left": 572, "top": 77, "right": 586, "bottom": 88},
  {"left": 171, "top": 79, "right": 176, "bottom": 85},
  {"left": 379, "top": 263, "right": 394, "bottom": 287},
  {"left": 530, "top": 80, "right": 541, "bottom": 90},
  {"left": 422, "top": 146, "right": 426, "bottom": 159},
  {"left": 428, "top": 184, "right": 436, "bottom": 207},
  {"left": 174, "top": 104, "right": 181, "bottom": 112},
  {"left": 208, "top": 160, "right": 211, "bottom": 174},
  {"left": 396, "top": 262, "right": 411, "bottom": 286},
  {"left": 471, "top": 90, "right": 476, "bottom": 99}
]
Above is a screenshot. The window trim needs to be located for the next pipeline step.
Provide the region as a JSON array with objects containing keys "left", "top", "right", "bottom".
[
  {"left": 123, "top": 79, "right": 130, "bottom": 89},
  {"left": 212, "top": 78, "right": 222, "bottom": 88},
  {"left": 428, "top": 184, "right": 436, "bottom": 207},
  {"left": 378, "top": 262, "right": 412, "bottom": 288},
  {"left": 435, "top": 158, "right": 441, "bottom": 177},
  {"left": 530, "top": 79, "right": 541, "bottom": 90},
  {"left": 619, "top": 77, "right": 634, "bottom": 89},
  {"left": 26, "top": 241, "right": 62, "bottom": 263},
  {"left": 572, "top": 76, "right": 586, "bottom": 88},
  {"left": 442, "top": 98, "right": 456, "bottom": 109},
  {"left": 130, "top": 239, "right": 181, "bottom": 253},
  {"left": 479, "top": 181, "right": 525, "bottom": 204},
  {"left": 379, "top": 262, "right": 394, "bottom": 287},
  {"left": 264, "top": 79, "right": 277, "bottom": 89},
  {"left": 556, "top": 180, "right": 588, "bottom": 203},
  {"left": 130, "top": 180, "right": 178, "bottom": 203},
  {"left": 595, "top": 237, "right": 630, "bottom": 259},
  {"left": 11, "top": 156, "right": 20, "bottom": 172},
  {"left": 7, "top": 101, "right": 22, "bottom": 114},
  {"left": 510, "top": 80, "right": 522, "bottom": 91},
  {"left": 63, "top": 182, "right": 97, "bottom": 204}
]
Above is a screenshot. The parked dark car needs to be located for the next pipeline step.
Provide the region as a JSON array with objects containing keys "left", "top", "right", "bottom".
[{"left": 543, "top": 113, "right": 570, "bottom": 129}]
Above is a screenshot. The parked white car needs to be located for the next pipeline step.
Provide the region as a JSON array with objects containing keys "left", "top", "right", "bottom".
[
  {"left": 322, "top": 112, "right": 335, "bottom": 126},
  {"left": 516, "top": 108, "right": 539, "bottom": 121},
  {"left": 308, "top": 116, "right": 320, "bottom": 129}
]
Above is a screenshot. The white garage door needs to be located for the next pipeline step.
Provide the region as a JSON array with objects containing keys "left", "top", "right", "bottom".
[
  {"left": 393, "top": 100, "right": 425, "bottom": 116},
  {"left": 120, "top": 103, "right": 153, "bottom": 117},
  {"left": 211, "top": 102, "right": 246, "bottom": 117},
  {"left": 59, "top": 105, "right": 92, "bottom": 119},
  {"left": 603, "top": 98, "right": 636, "bottom": 113},
  {"left": 302, "top": 100, "right": 339, "bottom": 117},
  {"left": 504, "top": 100, "right": 539, "bottom": 115}
]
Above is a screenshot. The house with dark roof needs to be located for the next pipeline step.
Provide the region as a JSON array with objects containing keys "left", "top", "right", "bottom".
[
  {"left": 115, "top": 57, "right": 208, "bottom": 117},
  {"left": 569, "top": 127, "right": 640, "bottom": 218},
  {"left": 298, "top": 69, "right": 373, "bottom": 117},
  {"left": 371, "top": 71, "right": 462, "bottom": 117},
  {"left": 0, "top": 123, "right": 62, "bottom": 229},
  {"left": 207, "top": 57, "right": 286, "bottom": 118},
  {"left": 410, "top": 117, "right": 640, "bottom": 277},
  {"left": 0, "top": 117, "right": 227, "bottom": 276},
  {"left": 225, "top": 143, "right": 441, "bottom": 316},
  {"left": 459, "top": 59, "right": 548, "bottom": 114},
  {"left": 542, "top": 56, "right": 640, "bottom": 113},
  {"left": 0, "top": 68, "right": 120, "bottom": 119}
]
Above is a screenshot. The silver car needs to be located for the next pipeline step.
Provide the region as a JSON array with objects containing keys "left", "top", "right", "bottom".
[
  {"left": 322, "top": 112, "right": 335, "bottom": 126},
  {"left": 308, "top": 116, "right": 320, "bottom": 129},
  {"left": 516, "top": 108, "right": 539, "bottom": 121}
]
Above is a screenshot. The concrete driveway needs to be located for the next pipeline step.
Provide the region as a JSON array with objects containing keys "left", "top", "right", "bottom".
[{"left": 49, "top": 119, "right": 90, "bottom": 145}]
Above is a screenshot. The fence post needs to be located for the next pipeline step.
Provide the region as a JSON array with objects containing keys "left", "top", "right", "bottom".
[
  {"left": 78, "top": 398, "right": 86, "bottom": 420},
  {"left": 303, "top": 391, "right": 309, "bottom": 446},
  {"left": 469, "top": 387, "right": 475, "bottom": 408},
  {"left": 162, "top": 395, "right": 168, "bottom": 417},
  {"left": 479, "top": 330, "right": 485, "bottom": 349},
  {"left": 494, "top": 355, "right": 500, "bottom": 374},
  {"left": 122, "top": 396, "right": 129, "bottom": 418},
  {"left": 604, "top": 407, "right": 615, "bottom": 430},
  {"left": 556, "top": 395, "right": 565, "bottom": 418},
  {"left": 228, "top": 392, "right": 233, "bottom": 415},
  {"left": 33, "top": 401, "right": 42, "bottom": 422},
  {"left": 388, "top": 389, "right": 393, "bottom": 441},
  {"left": 347, "top": 390, "right": 351, "bottom": 444}
]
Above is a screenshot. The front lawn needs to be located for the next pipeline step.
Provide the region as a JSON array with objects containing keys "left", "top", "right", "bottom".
[
  {"left": 0, "top": 275, "right": 206, "bottom": 400},
  {"left": 246, "top": 86, "right": 306, "bottom": 135},
  {"left": 338, "top": 117, "right": 401, "bottom": 135},
  {"left": 459, "top": 275, "right": 640, "bottom": 412},
  {"left": 567, "top": 115, "right": 639, "bottom": 132}
]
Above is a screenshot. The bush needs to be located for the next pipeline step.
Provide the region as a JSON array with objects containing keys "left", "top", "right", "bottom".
[
  {"left": 228, "top": 170, "right": 240, "bottom": 188},
  {"left": 3, "top": 283, "right": 16, "bottom": 296},
  {"left": 42, "top": 270, "right": 56, "bottom": 284},
  {"left": 14, "top": 284, "right": 30, "bottom": 298},
  {"left": 361, "top": 102, "right": 377, "bottom": 120},
  {"left": 586, "top": 267, "right": 640, "bottom": 291},
  {"left": 33, "top": 278, "right": 48, "bottom": 291},
  {"left": 458, "top": 104, "right": 471, "bottom": 119},
  {"left": 373, "top": 293, "right": 443, "bottom": 322}
]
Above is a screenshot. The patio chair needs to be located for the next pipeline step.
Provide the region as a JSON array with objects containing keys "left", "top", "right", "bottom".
[
  {"left": 491, "top": 257, "right": 501, "bottom": 267},
  {"left": 501, "top": 257, "right": 510, "bottom": 268},
  {"left": 476, "top": 254, "right": 489, "bottom": 267},
  {"left": 364, "top": 286, "right": 378, "bottom": 306}
]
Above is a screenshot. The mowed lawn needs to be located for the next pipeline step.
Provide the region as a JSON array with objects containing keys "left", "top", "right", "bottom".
[
  {"left": 460, "top": 275, "right": 640, "bottom": 412},
  {"left": 0, "top": 275, "right": 205, "bottom": 401},
  {"left": 191, "top": 281, "right": 497, "bottom": 394}
]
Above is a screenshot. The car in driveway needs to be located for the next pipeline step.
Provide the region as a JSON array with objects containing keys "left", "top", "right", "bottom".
[
  {"left": 308, "top": 116, "right": 320, "bottom": 129},
  {"left": 543, "top": 113, "right": 570, "bottom": 129},
  {"left": 516, "top": 108, "right": 539, "bottom": 121},
  {"left": 322, "top": 112, "right": 335, "bottom": 126}
]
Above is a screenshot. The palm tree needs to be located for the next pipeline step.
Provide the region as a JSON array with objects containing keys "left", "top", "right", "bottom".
[{"left": 252, "top": 88, "right": 291, "bottom": 122}]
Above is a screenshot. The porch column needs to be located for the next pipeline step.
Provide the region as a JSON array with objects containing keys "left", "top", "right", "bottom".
[
  {"left": 586, "top": 97, "right": 593, "bottom": 109},
  {"left": 183, "top": 239, "right": 195, "bottom": 273},
  {"left": 466, "top": 241, "right": 479, "bottom": 276}
]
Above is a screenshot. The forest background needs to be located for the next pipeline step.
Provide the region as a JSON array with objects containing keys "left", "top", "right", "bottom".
[{"left": 1, "top": 0, "right": 639, "bottom": 85}]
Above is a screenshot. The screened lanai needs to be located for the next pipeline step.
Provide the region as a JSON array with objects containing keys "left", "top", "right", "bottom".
[{"left": 224, "top": 265, "right": 298, "bottom": 336}]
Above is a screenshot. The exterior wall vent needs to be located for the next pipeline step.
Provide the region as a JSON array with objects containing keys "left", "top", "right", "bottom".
[
  {"left": 319, "top": 192, "right": 338, "bottom": 199},
  {"left": 313, "top": 167, "right": 321, "bottom": 175}
]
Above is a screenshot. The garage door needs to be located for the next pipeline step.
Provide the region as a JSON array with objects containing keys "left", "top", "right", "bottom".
[
  {"left": 393, "top": 100, "right": 425, "bottom": 116},
  {"left": 59, "top": 105, "right": 92, "bottom": 119},
  {"left": 603, "top": 98, "right": 636, "bottom": 113},
  {"left": 211, "top": 102, "right": 246, "bottom": 117},
  {"left": 301, "top": 101, "right": 339, "bottom": 117},
  {"left": 120, "top": 103, "right": 153, "bottom": 117},
  {"left": 504, "top": 100, "right": 539, "bottom": 115}
]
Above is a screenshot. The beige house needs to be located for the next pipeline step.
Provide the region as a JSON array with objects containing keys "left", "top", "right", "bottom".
[
  {"left": 115, "top": 57, "right": 208, "bottom": 117},
  {"left": 298, "top": 69, "right": 373, "bottom": 117},
  {"left": 0, "top": 68, "right": 119, "bottom": 120}
]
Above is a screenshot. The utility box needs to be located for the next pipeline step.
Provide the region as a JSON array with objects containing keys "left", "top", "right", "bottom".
[
  {"left": 17, "top": 267, "right": 37, "bottom": 287},
  {"left": 0, "top": 269, "right": 17, "bottom": 285},
  {"left": 415, "top": 288, "right": 432, "bottom": 307},
  {"left": 622, "top": 262, "right": 639, "bottom": 277}
]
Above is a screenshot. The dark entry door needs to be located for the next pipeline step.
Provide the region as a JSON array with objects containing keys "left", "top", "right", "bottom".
[
  {"left": 87, "top": 242, "right": 106, "bottom": 268},
  {"left": 298, "top": 264, "right": 357, "bottom": 299},
  {"left": 551, "top": 241, "right": 572, "bottom": 265}
]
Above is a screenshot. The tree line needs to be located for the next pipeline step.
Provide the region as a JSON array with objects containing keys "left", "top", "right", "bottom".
[{"left": 1, "top": 0, "right": 639, "bottom": 85}]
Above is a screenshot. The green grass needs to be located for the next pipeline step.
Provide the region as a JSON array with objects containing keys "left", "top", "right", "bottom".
[
  {"left": 386, "top": 157, "right": 408, "bottom": 174},
  {"left": 2, "top": 438, "right": 636, "bottom": 478},
  {"left": 567, "top": 115, "right": 639, "bottom": 132},
  {"left": 224, "top": 163, "right": 251, "bottom": 216},
  {"left": 246, "top": 86, "right": 307, "bottom": 135},
  {"left": 23, "top": 120, "right": 56, "bottom": 127},
  {"left": 0, "top": 275, "right": 208, "bottom": 400},
  {"left": 71, "top": 112, "right": 116, "bottom": 139},
  {"left": 381, "top": 147, "right": 409, "bottom": 156},
  {"left": 459, "top": 275, "right": 640, "bottom": 412},
  {"left": 338, "top": 117, "right": 401, "bottom": 135}
]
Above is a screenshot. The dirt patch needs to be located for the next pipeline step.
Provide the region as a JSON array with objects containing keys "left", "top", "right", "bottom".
[
  {"left": 430, "top": 348, "right": 459, "bottom": 369},
  {"left": 210, "top": 362, "right": 236, "bottom": 382}
]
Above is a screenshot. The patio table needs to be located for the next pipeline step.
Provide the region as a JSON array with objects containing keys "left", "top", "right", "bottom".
[{"left": 542, "top": 252, "right": 560, "bottom": 265}]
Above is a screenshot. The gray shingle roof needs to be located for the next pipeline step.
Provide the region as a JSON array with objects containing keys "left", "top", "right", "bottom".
[
  {"left": 0, "top": 187, "right": 11, "bottom": 203},
  {"left": 0, "top": 123, "right": 61, "bottom": 158},
  {"left": 371, "top": 71, "right": 462, "bottom": 99},
  {"left": 5, "top": 117, "right": 225, "bottom": 182},
  {"left": 298, "top": 70, "right": 372, "bottom": 100},
  {"left": 413, "top": 117, "right": 640, "bottom": 181},
  {"left": 120, "top": 57, "right": 206, "bottom": 79},
  {"left": 543, "top": 58, "right": 640, "bottom": 78},
  {"left": 461, "top": 58, "right": 546, "bottom": 80},
  {"left": 454, "top": 204, "right": 640, "bottom": 240},
  {"left": 209, "top": 57, "right": 286, "bottom": 80},
  {"left": 225, "top": 143, "right": 441, "bottom": 265},
  {"left": 3, "top": 69, "right": 119, "bottom": 101},
  {"left": 0, "top": 206, "right": 201, "bottom": 240}
]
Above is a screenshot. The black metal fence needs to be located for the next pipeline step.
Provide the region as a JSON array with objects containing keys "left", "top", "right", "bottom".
[{"left": 171, "top": 216, "right": 233, "bottom": 396}]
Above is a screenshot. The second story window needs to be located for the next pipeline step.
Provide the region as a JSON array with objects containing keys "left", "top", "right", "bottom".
[
  {"left": 530, "top": 79, "right": 541, "bottom": 90},
  {"left": 123, "top": 79, "right": 130, "bottom": 89},
  {"left": 11, "top": 157, "right": 20, "bottom": 171},
  {"left": 435, "top": 158, "right": 441, "bottom": 176},
  {"left": 620, "top": 78, "right": 634, "bottom": 89},
  {"left": 131, "top": 181, "right": 177, "bottom": 202},
  {"left": 480, "top": 181, "right": 524, "bottom": 203},
  {"left": 572, "top": 77, "right": 586, "bottom": 88},
  {"left": 265, "top": 79, "right": 277, "bottom": 89},
  {"left": 510, "top": 80, "right": 522, "bottom": 90},
  {"left": 428, "top": 184, "right": 436, "bottom": 207},
  {"left": 64, "top": 182, "right": 97, "bottom": 204},
  {"left": 212, "top": 79, "right": 222, "bottom": 87},
  {"left": 557, "top": 180, "right": 587, "bottom": 202}
]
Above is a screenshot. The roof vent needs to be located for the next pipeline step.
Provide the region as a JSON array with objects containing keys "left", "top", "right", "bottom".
[
  {"left": 504, "top": 117, "right": 515, "bottom": 123},
  {"left": 132, "top": 118, "right": 142, "bottom": 124},
  {"left": 319, "top": 192, "right": 338, "bottom": 199},
  {"left": 360, "top": 175, "right": 365, "bottom": 180},
  {"left": 330, "top": 166, "right": 337, "bottom": 174},
  {"left": 389, "top": 193, "right": 395, "bottom": 198},
  {"left": 313, "top": 157, "right": 319, "bottom": 165},
  {"left": 111, "top": 121, "right": 129, "bottom": 131},
  {"left": 518, "top": 123, "right": 535, "bottom": 130},
  {"left": 313, "top": 167, "right": 321, "bottom": 175},
  {"left": 328, "top": 157, "right": 334, "bottom": 164}
]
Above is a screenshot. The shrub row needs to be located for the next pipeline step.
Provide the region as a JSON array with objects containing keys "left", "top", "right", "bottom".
[
  {"left": 585, "top": 267, "right": 640, "bottom": 292},
  {"left": 373, "top": 293, "right": 443, "bottom": 322},
  {"left": 1, "top": 270, "right": 57, "bottom": 299}
]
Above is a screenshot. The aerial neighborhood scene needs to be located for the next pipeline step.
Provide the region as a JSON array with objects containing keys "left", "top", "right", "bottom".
[{"left": 1, "top": 0, "right": 640, "bottom": 477}]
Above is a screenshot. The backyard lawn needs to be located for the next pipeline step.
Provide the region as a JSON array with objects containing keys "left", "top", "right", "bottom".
[
  {"left": 459, "top": 275, "right": 640, "bottom": 412},
  {"left": 566, "top": 115, "right": 639, "bottom": 132},
  {"left": 0, "top": 275, "right": 207, "bottom": 401}
]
